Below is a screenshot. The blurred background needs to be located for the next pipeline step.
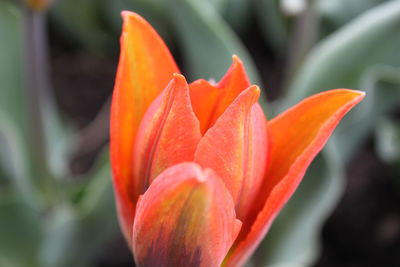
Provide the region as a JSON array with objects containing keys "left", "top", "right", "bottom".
[{"left": 1, "top": 0, "right": 400, "bottom": 266}]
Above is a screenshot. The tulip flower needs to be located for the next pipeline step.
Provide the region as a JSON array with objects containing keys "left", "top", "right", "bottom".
[
  {"left": 24, "top": 0, "right": 54, "bottom": 11},
  {"left": 110, "top": 11, "right": 365, "bottom": 267}
]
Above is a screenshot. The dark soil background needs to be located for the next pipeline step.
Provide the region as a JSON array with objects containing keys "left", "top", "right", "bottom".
[{"left": 49, "top": 15, "right": 400, "bottom": 267}]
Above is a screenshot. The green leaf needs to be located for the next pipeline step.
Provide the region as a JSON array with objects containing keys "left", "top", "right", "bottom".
[
  {"left": 376, "top": 118, "right": 400, "bottom": 164},
  {"left": 167, "top": 0, "right": 261, "bottom": 84},
  {"left": 0, "top": 192, "right": 43, "bottom": 267},
  {"left": 49, "top": 0, "right": 110, "bottom": 51},
  {"left": 42, "top": 101, "right": 72, "bottom": 180},
  {"left": 253, "top": 0, "right": 289, "bottom": 51},
  {"left": 317, "top": 0, "right": 388, "bottom": 27},
  {"left": 0, "top": 1, "right": 72, "bottom": 204},
  {"left": 39, "top": 149, "right": 118, "bottom": 267},
  {"left": 332, "top": 65, "right": 400, "bottom": 160},
  {"left": 0, "top": 114, "right": 41, "bottom": 206},
  {"left": 0, "top": 0, "right": 45, "bottom": 207},
  {"left": 0, "top": 1, "right": 25, "bottom": 129},
  {"left": 257, "top": 2, "right": 400, "bottom": 265},
  {"left": 99, "top": 0, "right": 173, "bottom": 42},
  {"left": 286, "top": 0, "right": 400, "bottom": 103},
  {"left": 222, "top": 0, "right": 251, "bottom": 32}
]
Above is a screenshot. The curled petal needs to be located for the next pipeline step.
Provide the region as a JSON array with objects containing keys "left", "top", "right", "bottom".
[
  {"left": 189, "top": 56, "right": 250, "bottom": 133},
  {"left": 134, "top": 74, "right": 202, "bottom": 194},
  {"left": 194, "top": 86, "right": 268, "bottom": 221},
  {"left": 132, "top": 162, "right": 242, "bottom": 267},
  {"left": 225, "top": 89, "right": 365, "bottom": 266},
  {"left": 110, "top": 11, "right": 179, "bottom": 244}
]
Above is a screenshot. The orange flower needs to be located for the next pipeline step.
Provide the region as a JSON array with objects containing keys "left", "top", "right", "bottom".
[
  {"left": 25, "top": 0, "right": 53, "bottom": 11},
  {"left": 110, "top": 11, "right": 365, "bottom": 267}
]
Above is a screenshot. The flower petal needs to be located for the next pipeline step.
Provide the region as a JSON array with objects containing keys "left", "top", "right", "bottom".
[
  {"left": 132, "top": 162, "right": 242, "bottom": 267},
  {"left": 189, "top": 79, "right": 222, "bottom": 134},
  {"left": 225, "top": 89, "right": 365, "bottom": 266},
  {"left": 194, "top": 86, "right": 268, "bottom": 222},
  {"left": 189, "top": 55, "right": 250, "bottom": 133},
  {"left": 110, "top": 11, "right": 179, "bottom": 244},
  {"left": 216, "top": 55, "right": 251, "bottom": 110},
  {"left": 134, "top": 74, "right": 202, "bottom": 194}
]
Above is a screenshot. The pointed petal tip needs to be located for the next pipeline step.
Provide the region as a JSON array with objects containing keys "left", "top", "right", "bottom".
[
  {"left": 335, "top": 88, "right": 366, "bottom": 96},
  {"left": 326, "top": 88, "right": 366, "bottom": 106},
  {"left": 243, "top": 85, "right": 261, "bottom": 104},
  {"left": 349, "top": 89, "right": 366, "bottom": 99},
  {"left": 172, "top": 73, "right": 187, "bottom": 82},
  {"left": 121, "top": 10, "right": 141, "bottom": 21},
  {"left": 351, "top": 89, "right": 366, "bottom": 95},
  {"left": 232, "top": 54, "right": 243, "bottom": 64},
  {"left": 249, "top": 85, "right": 261, "bottom": 96},
  {"left": 170, "top": 73, "right": 189, "bottom": 90},
  {"left": 121, "top": 10, "right": 132, "bottom": 18}
]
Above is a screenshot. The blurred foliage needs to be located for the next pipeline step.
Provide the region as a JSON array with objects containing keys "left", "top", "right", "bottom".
[
  {"left": 0, "top": 2, "right": 117, "bottom": 267},
  {"left": 0, "top": 0, "right": 399, "bottom": 266},
  {"left": 263, "top": 1, "right": 400, "bottom": 266},
  {"left": 376, "top": 118, "right": 400, "bottom": 164},
  {"left": 167, "top": 0, "right": 260, "bottom": 83}
]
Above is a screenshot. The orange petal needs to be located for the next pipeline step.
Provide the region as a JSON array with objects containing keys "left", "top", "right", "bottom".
[
  {"left": 216, "top": 55, "right": 251, "bottom": 113},
  {"left": 189, "top": 56, "right": 250, "bottom": 134},
  {"left": 110, "top": 11, "right": 179, "bottom": 244},
  {"left": 132, "top": 162, "right": 242, "bottom": 267},
  {"left": 133, "top": 74, "right": 202, "bottom": 194},
  {"left": 194, "top": 86, "right": 268, "bottom": 222},
  {"left": 225, "top": 89, "right": 365, "bottom": 266},
  {"left": 189, "top": 79, "right": 222, "bottom": 134}
]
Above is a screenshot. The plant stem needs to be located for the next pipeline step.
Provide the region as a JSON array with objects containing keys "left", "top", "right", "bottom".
[
  {"left": 283, "top": 0, "right": 319, "bottom": 93},
  {"left": 22, "top": 6, "right": 58, "bottom": 203}
]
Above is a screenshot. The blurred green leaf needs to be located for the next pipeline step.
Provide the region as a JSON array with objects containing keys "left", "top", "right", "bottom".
[
  {"left": 42, "top": 101, "right": 72, "bottom": 179},
  {"left": 39, "top": 149, "right": 117, "bottom": 267},
  {"left": 0, "top": 0, "right": 44, "bottom": 207},
  {"left": 376, "top": 118, "right": 400, "bottom": 163},
  {"left": 0, "top": 114, "right": 39, "bottom": 205},
  {"left": 222, "top": 0, "right": 251, "bottom": 32},
  {"left": 259, "top": 2, "right": 400, "bottom": 265},
  {"left": 0, "top": 192, "right": 43, "bottom": 267},
  {"left": 317, "top": 0, "right": 387, "bottom": 27},
  {"left": 168, "top": 0, "right": 261, "bottom": 84},
  {"left": 205, "top": 0, "right": 229, "bottom": 12},
  {"left": 286, "top": 0, "right": 400, "bottom": 103},
  {"left": 50, "top": 0, "right": 110, "bottom": 51},
  {"left": 253, "top": 0, "right": 289, "bottom": 51},
  {"left": 100, "top": 0, "right": 173, "bottom": 43},
  {"left": 253, "top": 143, "right": 345, "bottom": 266},
  {"left": 332, "top": 64, "right": 400, "bottom": 160},
  {"left": 0, "top": 1, "right": 25, "bottom": 128},
  {"left": 1, "top": 2, "right": 73, "bottom": 204}
]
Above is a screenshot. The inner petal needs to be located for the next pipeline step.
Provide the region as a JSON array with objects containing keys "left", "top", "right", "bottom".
[{"left": 189, "top": 56, "right": 251, "bottom": 134}]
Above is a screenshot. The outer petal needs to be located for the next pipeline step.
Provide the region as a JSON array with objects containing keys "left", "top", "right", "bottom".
[
  {"left": 194, "top": 86, "right": 268, "bottom": 222},
  {"left": 133, "top": 74, "right": 202, "bottom": 194},
  {"left": 132, "top": 162, "right": 242, "bottom": 267},
  {"left": 189, "top": 55, "right": 250, "bottom": 133},
  {"left": 225, "top": 89, "right": 365, "bottom": 266},
  {"left": 110, "top": 11, "right": 179, "bottom": 244}
]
